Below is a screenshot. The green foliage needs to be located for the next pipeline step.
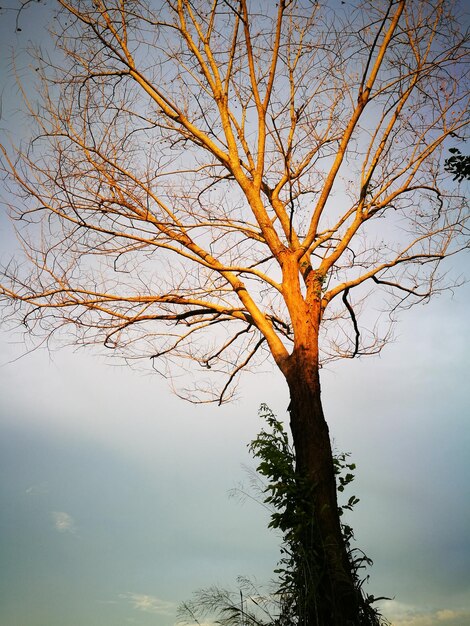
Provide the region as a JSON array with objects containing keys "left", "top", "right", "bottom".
[
  {"left": 249, "top": 404, "right": 317, "bottom": 620},
  {"left": 444, "top": 148, "right": 470, "bottom": 182}
]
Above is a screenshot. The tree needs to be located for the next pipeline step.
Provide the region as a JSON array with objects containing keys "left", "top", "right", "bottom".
[{"left": 0, "top": 1, "right": 468, "bottom": 624}]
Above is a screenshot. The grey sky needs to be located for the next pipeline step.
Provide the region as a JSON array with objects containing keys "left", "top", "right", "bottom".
[{"left": 1, "top": 2, "right": 469, "bottom": 626}]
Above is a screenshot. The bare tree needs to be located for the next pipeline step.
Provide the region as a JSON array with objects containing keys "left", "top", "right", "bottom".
[{"left": 1, "top": 1, "right": 468, "bottom": 624}]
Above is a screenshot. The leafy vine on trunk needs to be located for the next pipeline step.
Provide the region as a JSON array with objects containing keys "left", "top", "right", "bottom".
[
  {"left": 178, "top": 404, "right": 389, "bottom": 626},
  {"left": 250, "top": 404, "right": 388, "bottom": 626}
]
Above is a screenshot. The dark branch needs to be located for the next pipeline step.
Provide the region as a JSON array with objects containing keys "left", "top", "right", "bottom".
[{"left": 342, "top": 287, "right": 360, "bottom": 358}]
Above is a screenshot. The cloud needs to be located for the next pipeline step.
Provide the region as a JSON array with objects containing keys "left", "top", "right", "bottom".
[
  {"left": 120, "top": 593, "right": 174, "bottom": 615},
  {"left": 380, "top": 600, "right": 470, "bottom": 626},
  {"left": 51, "top": 511, "right": 76, "bottom": 534},
  {"left": 25, "top": 482, "right": 49, "bottom": 496}
]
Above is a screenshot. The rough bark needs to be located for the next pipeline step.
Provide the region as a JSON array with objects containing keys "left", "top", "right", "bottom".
[{"left": 284, "top": 346, "right": 361, "bottom": 625}]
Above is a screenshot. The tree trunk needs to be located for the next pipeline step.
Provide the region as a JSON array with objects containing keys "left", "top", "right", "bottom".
[{"left": 283, "top": 347, "right": 361, "bottom": 626}]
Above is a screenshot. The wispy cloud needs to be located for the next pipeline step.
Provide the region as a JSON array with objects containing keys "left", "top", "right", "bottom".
[
  {"left": 25, "top": 482, "right": 49, "bottom": 496},
  {"left": 51, "top": 511, "right": 77, "bottom": 534},
  {"left": 120, "top": 592, "right": 174, "bottom": 615},
  {"left": 380, "top": 600, "right": 470, "bottom": 626}
]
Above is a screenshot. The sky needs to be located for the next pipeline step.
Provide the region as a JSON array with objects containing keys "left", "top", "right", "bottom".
[{"left": 0, "top": 2, "right": 469, "bottom": 626}]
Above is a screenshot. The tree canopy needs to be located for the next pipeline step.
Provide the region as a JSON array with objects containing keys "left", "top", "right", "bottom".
[{"left": 1, "top": 0, "right": 468, "bottom": 403}]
